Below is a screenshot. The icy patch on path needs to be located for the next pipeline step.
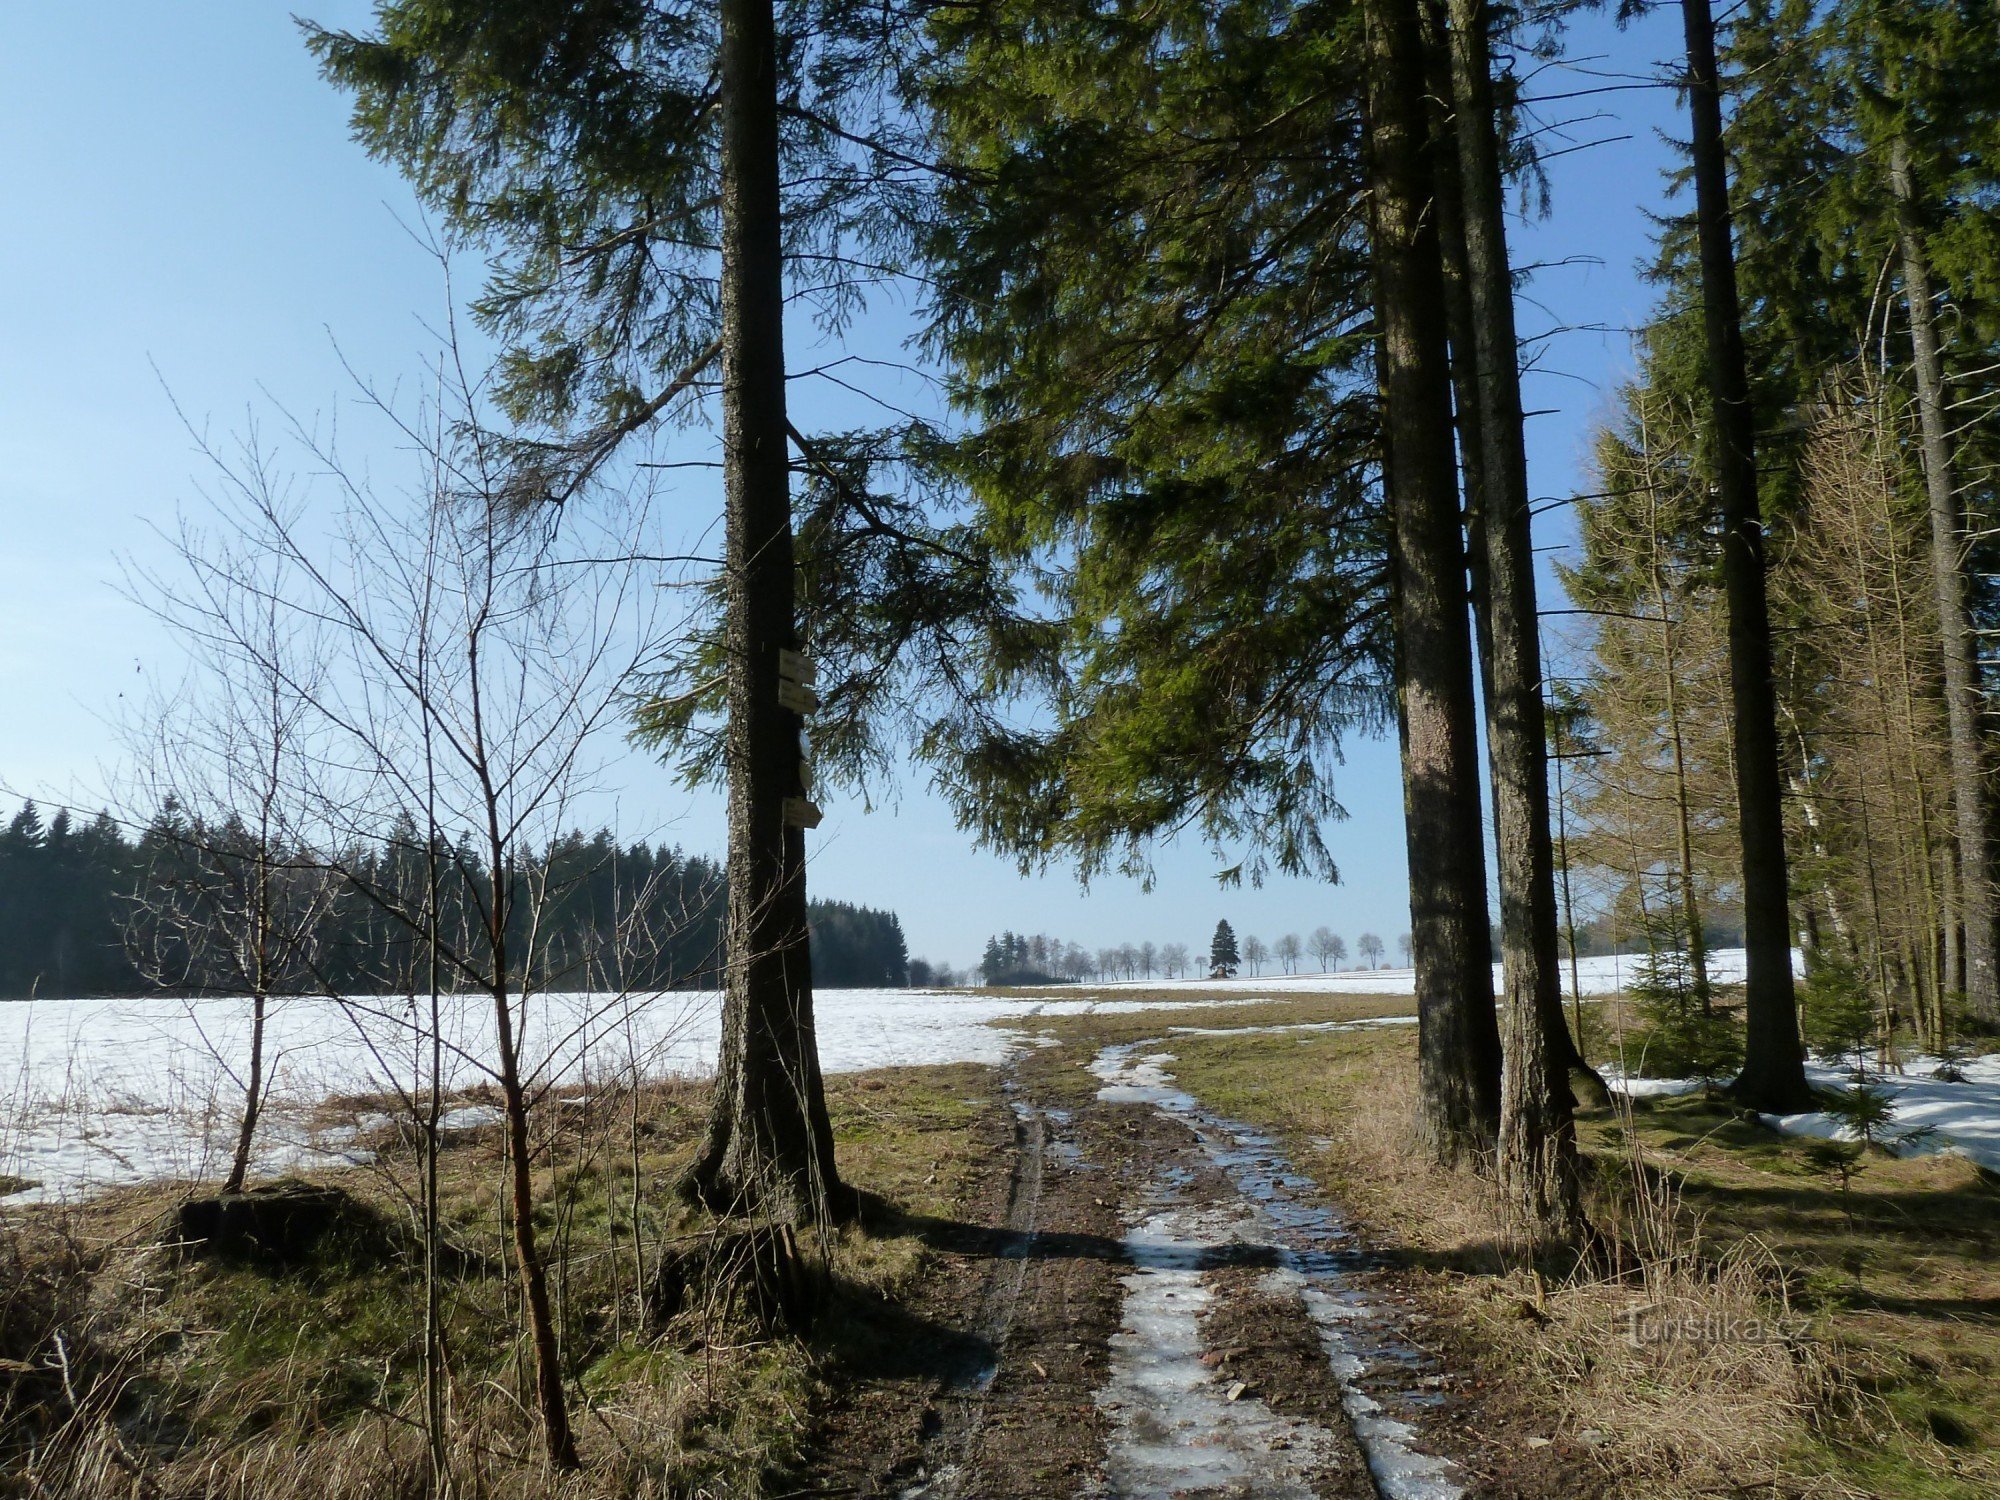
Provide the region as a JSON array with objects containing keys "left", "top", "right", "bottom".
[
  {"left": 1092, "top": 1044, "right": 1463, "bottom": 1500},
  {"left": 1101, "top": 1185, "right": 1337, "bottom": 1498}
]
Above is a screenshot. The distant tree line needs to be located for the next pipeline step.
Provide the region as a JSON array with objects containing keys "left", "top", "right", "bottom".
[
  {"left": 0, "top": 801, "right": 910, "bottom": 998},
  {"left": 976, "top": 922, "right": 1418, "bottom": 985},
  {"left": 976, "top": 930, "right": 1190, "bottom": 986}
]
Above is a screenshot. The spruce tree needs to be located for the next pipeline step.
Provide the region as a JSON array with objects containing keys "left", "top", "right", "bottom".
[
  {"left": 1438, "top": 0, "right": 1585, "bottom": 1236},
  {"left": 305, "top": 0, "right": 934, "bottom": 1223},
  {"left": 918, "top": 0, "right": 1393, "bottom": 887},
  {"left": 1676, "top": 0, "right": 1812, "bottom": 1111},
  {"left": 921, "top": 0, "right": 1505, "bottom": 1159},
  {"left": 1362, "top": 0, "right": 1501, "bottom": 1157},
  {"left": 1210, "top": 919, "right": 1240, "bottom": 978}
]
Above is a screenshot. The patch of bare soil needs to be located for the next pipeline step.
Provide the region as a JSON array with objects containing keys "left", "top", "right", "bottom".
[
  {"left": 1354, "top": 1264, "right": 1604, "bottom": 1499},
  {"left": 1197, "top": 1268, "right": 1376, "bottom": 1498},
  {"left": 803, "top": 1044, "right": 1137, "bottom": 1498}
]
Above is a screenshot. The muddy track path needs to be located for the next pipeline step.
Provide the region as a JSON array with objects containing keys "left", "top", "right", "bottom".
[{"left": 804, "top": 1034, "right": 1470, "bottom": 1499}]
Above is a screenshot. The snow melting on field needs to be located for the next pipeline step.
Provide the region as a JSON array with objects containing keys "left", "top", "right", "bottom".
[
  {"left": 1607, "top": 1054, "right": 2000, "bottom": 1173},
  {"left": 0, "top": 988, "right": 1258, "bottom": 1205},
  {"left": 1096, "top": 946, "right": 1776, "bottom": 997}
]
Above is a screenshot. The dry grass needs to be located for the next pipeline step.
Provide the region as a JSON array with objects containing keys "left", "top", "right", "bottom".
[
  {"left": 1146, "top": 1015, "right": 1993, "bottom": 1498},
  {"left": 0, "top": 1062, "right": 1001, "bottom": 1499}
]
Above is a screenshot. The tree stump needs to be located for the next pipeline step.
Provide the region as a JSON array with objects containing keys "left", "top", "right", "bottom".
[
  {"left": 646, "top": 1223, "right": 819, "bottom": 1335},
  {"left": 176, "top": 1181, "right": 391, "bottom": 1268}
]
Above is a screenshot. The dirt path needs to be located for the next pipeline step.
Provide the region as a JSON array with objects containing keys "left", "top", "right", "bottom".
[{"left": 804, "top": 1035, "right": 1471, "bottom": 1499}]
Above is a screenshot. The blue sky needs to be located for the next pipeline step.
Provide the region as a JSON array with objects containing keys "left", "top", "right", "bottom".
[{"left": 0, "top": 3, "right": 1689, "bottom": 974}]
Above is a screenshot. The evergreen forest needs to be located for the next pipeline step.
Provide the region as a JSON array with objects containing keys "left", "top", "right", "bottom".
[{"left": 0, "top": 800, "right": 910, "bottom": 996}]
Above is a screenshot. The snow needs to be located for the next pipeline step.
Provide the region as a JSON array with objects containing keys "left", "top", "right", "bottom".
[
  {"left": 1092, "top": 1042, "right": 1464, "bottom": 1500},
  {"left": 1606, "top": 1076, "right": 1707, "bottom": 1100},
  {"left": 0, "top": 988, "right": 1257, "bottom": 1204},
  {"left": 1097, "top": 946, "right": 1778, "bottom": 997},
  {"left": 1606, "top": 1053, "right": 2000, "bottom": 1173},
  {"left": 1170, "top": 1015, "right": 1419, "bottom": 1039},
  {"left": 1101, "top": 1193, "right": 1340, "bottom": 1498}
]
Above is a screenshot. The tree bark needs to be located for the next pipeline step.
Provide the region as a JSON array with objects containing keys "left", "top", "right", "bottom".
[
  {"left": 683, "top": 0, "right": 846, "bottom": 1224},
  {"left": 1678, "top": 0, "right": 1811, "bottom": 1111},
  {"left": 223, "top": 990, "right": 266, "bottom": 1195},
  {"left": 1889, "top": 136, "right": 1998, "bottom": 1023},
  {"left": 1364, "top": 0, "right": 1502, "bottom": 1163},
  {"left": 493, "top": 980, "right": 578, "bottom": 1470},
  {"left": 1443, "top": 0, "right": 1586, "bottom": 1240}
]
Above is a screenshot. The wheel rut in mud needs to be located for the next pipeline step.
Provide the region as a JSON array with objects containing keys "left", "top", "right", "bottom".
[
  {"left": 1091, "top": 1041, "right": 1465, "bottom": 1500},
  {"left": 805, "top": 1035, "right": 1470, "bottom": 1499}
]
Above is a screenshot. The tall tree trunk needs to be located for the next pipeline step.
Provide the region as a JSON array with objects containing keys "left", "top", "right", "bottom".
[
  {"left": 1363, "top": 0, "right": 1501, "bottom": 1163},
  {"left": 1443, "top": 0, "right": 1587, "bottom": 1239},
  {"left": 1941, "top": 840, "right": 1964, "bottom": 1013},
  {"left": 1678, "top": 0, "right": 1811, "bottom": 1110},
  {"left": 684, "top": 0, "right": 846, "bottom": 1223},
  {"left": 1889, "top": 136, "right": 1998, "bottom": 1023},
  {"left": 1553, "top": 718, "right": 1590, "bottom": 1055}
]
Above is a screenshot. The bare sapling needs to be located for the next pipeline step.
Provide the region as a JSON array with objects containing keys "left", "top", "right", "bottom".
[
  {"left": 153, "top": 327, "right": 672, "bottom": 1473},
  {"left": 121, "top": 538, "right": 340, "bottom": 1197}
]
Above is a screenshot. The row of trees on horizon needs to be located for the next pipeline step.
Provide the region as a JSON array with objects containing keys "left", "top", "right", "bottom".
[
  {"left": 976, "top": 924, "right": 1416, "bottom": 986},
  {"left": 0, "top": 800, "right": 914, "bottom": 999}
]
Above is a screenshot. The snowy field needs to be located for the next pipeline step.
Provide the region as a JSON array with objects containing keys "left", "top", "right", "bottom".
[
  {"left": 11, "top": 946, "right": 1992, "bottom": 1206},
  {"left": 1096, "top": 947, "right": 1770, "bottom": 996},
  {"left": 0, "top": 987, "right": 1271, "bottom": 1204}
]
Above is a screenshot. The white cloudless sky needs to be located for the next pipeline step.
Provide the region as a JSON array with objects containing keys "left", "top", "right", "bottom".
[{"left": 0, "top": 3, "right": 1689, "bottom": 973}]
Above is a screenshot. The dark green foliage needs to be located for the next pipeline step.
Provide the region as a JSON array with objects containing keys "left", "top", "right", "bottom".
[
  {"left": 1209, "top": 920, "right": 1240, "bottom": 978},
  {"left": 1800, "top": 947, "right": 1878, "bottom": 1066},
  {"left": 308, "top": 0, "right": 993, "bottom": 805},
  {"left": 1628, "top": 944, "right": 1741, "bottom": 1080},
  {"left": 1820, "top": 1079, "right": 1903, "bottom": 1149},
  {"left": 0, "top": 803, "right": 143, "bottom": 995},
  {"left": 0, "top": 801, "right": 905, "bottom": 997},
  {"left": 628, "top": 430, "right": 1014, "bottom": 799},
  {"left": 808, "top": 900, "right": 908, "bottom": 988},
  {"left": 304, "top": 0, "right": 916, "bottom": 466},
  {"left": 1620, "top": 0, "right": 2000, "bottom": 581},
  {"left": 1799, "top": 948, "right": 1923, "bottom": 1151},
  {"left": 977, "top": 931, "right": 1067, "bottom": 987},
  {"left": 915, "top": 0, "right": 1394, "bottom": 886}
]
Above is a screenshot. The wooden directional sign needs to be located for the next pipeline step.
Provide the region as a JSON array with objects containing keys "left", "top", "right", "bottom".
[
  {"left": 777, "top": 678, "right": 819, "bottom": 715},
  {"left": 783, "top": 796, "right": 824, "bottom": 830},
  {"left": 777, "top": 648, "right": 817, "bottom": 686}
]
